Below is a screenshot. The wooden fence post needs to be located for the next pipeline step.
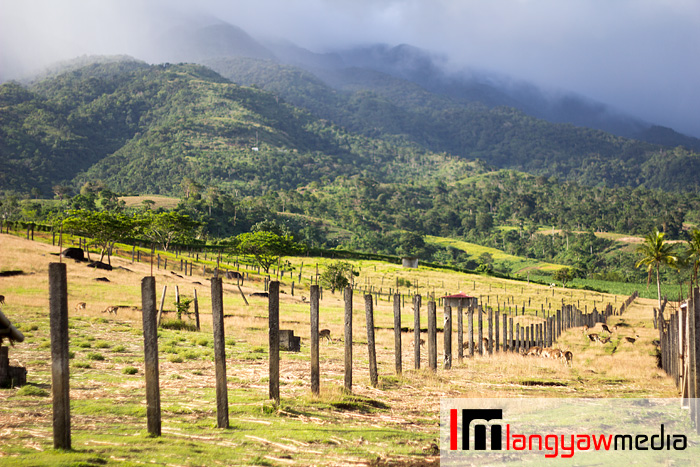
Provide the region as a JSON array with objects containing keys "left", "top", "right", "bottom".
[
  {"left": 141, "top": 276, "right": 161, "bottom": 437},
  {"left": 444, "top": 304, "right": 452, "bottom": 370},
  {"left": 394, "top": 294, "right": 402, "bottom": 375},
  {"left": 691, "top": 287, "right": 700, "bottom": 433},
  {"left": 427, "top": 300, "right": 437, "bottom": 371},
  {"left": 269, "top": 281, "right": 280, "bottom": 403},
  {"left": 468, "top": 307, "right": 474, "bottom": 357},
  {"left": 49, "top": 263, "right": 71, "bottom": 449},
  {"left": 488, "top": 308, "right": 493, "bottom": 355},
  {"left": 157, "top": 285, "right": 167, "bottom": 327},
  {"left": 344, "top": 286, "right": 353, "bottom": 392},
  {"left": 193, "top": 289, "right": 200, "bottom": 331},
  {"left": 495, "top": 309, "right": 500, "bottom": 352},
  {"left": 478, "top": 306, "right": 484, "bottom": 355},
  {"left": 457, "top": 301, "right": 464, "bottom": 361},
  {"left": 310, "top": 285, "right": 320, "bottom": 395},
  {"left": 365, "top": 294, "right": 379, "bottom": 387},
  {"left": 211, "top": 277, "right": 229, "bottom": 428},
  {"left": 414, "top": 295, "right": 421, "bottom": 369}
]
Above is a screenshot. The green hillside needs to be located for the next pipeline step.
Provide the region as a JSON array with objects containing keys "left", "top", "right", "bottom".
[{"left": 206, "top": 56, "right": 700, "bottom": 191}]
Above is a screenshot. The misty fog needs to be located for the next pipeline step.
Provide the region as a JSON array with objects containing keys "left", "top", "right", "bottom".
[{"left": 1, "top": 0, "right": 698, "bottom": 137}]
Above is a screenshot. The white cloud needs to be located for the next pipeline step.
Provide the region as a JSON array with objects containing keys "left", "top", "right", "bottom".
[{"left": 1, "top": 0, "right": 698, "bottom": 136}]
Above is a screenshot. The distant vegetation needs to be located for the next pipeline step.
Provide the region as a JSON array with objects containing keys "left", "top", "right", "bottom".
[{"left": 1, "top": 58, "right": 700, "bottom": 292}]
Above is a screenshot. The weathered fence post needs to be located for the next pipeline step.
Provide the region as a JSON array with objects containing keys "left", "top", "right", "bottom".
[
  {"left": 141, "top": 276, "right": 161, "bottom": 437},
  {"left": 478, "top": 306, "right": 484, "bottom": 355},
  {"left": 428, "top": 300, "right": 437, "bottom": 371},
  {"left": 269, "top": 281, "right": 280, "bottom": 403},
  {"left": 444, "top": 304, "right": 452, "bottom": 370},
  {"left": 414, "top": 295, "right": 421, "bottom": 369},
  {"left": 495, "top": 309, "right": 500, "bottom": 352},
  {"left": 457, "top": 301, "right": 464, "bottom": 361},
  {"left": 310, "top": 285, "right": 320, "bottom": 395},
  {"left": 49, "top": 263, "right": 71, "bottom": 449},
  {"left": 344, "top": 286, "right": 353, "bottom": 392},
  {"left": 488, "top": 308, "right": 493, "bottom": 355},
  {"left": 193, "top": 289, "right": 200, "bottom": 331},
  {"left": 157, "top": 285, "right": 167, "bottom": 327},
  {"left": 468, "top": 306, "right": 474, "bottom": 357},
  {"left": 211, "top": 277, "right": 229, "bottom": 428},
  {"left": 365, "top": 294, "right": 379, "bottom": 387},
  {"left": 394, "top": 294, "right": 402, "bottom": 375}
]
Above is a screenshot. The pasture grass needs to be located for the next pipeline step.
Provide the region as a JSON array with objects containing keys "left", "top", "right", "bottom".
[{"left": 0, "top": 233, "right": 683, "bottom": 465}]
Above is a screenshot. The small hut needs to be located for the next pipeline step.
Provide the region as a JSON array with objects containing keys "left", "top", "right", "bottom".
[
  {"left": 401, "top": 257, "right": 419, "bottom": 269},
  {"left": 443, "top": 292, "right": 478, "bottom": 310},
  {"left": 0, "top": 309, "right": 27, "bottom": 387}
]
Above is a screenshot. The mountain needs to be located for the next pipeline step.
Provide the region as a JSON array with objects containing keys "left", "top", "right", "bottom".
[{"left": 2, "top": 57, "right": 700, "bottom": 197}]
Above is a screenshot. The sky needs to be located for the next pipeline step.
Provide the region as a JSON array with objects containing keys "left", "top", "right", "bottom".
[{"left": 1, "top": 0, "right": 699, "bottom": 137}]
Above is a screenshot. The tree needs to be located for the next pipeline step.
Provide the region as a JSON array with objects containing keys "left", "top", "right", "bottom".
[
  {"left": 63, "top": 209, "right": 135, "bottom": 265},
  {"left": 137, "top": 211, "right": 200, "bottom": 252},
  {"left": 320, "top": 261, "right": 358, "bottom": 293},
  {"left": 553, "top": 267, "right": 574, "bottom": 286},
  {"left": 635, "top": 230, "right": 678, "bottom": 309},
  {"left": 233, "top": 231, "right": 305, "bottom": 273},
  {"left": 686, "top": 229, "right": 700, "bottom": 287}
]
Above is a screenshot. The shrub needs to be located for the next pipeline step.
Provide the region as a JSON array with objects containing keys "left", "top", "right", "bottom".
[
  {"left": 122, "top": 367, "right": 138, "bottom": 375},
  {"left": 86, "top": 352, "right": 105, "bottom": 361},
  {"left": 16, "top": 385, "right": 49, "bottom": 397}
]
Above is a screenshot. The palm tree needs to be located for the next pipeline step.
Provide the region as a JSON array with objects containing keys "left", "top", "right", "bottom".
[
  {"left": 635, "top": 230, "right": 678, "bottom": 309},
  {"left": 687, "top": 229, "right": 700, "bottom": 287}
]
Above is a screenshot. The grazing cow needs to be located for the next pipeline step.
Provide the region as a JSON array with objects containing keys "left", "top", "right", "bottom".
[
  {"left": 75, "top": 302, "right": 86, "bottom": 312},
  {"left": 103, "top": 306, "right": 118, "bottom": 315},
  {"left": 319, "top": 329, "right": 331, "bottom": 342},
  {"left": 225, "top": 271, "right": 244, "bottom": 282}
]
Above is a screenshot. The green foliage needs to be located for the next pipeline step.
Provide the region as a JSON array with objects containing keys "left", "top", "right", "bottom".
[
  {"left": 635, "top": 230, "right": 678, "bottom": 308},
  {"left": 319, "top": 261, "right": 357, "bottom": 293},
  {"left": 62, "top": 209, "right": 135, "bottom": 264},
  {"left": 137, "top": 210, "right": 200, "bottom": 252},
  {"left": 552, "top": 267, "right": 574, "bottom": 286},
  {"left": 174, "top": 296, "right": 194, "bottom": 321},
  {"left": 232, "top": 230, "right": 305, "bottom": 273}
]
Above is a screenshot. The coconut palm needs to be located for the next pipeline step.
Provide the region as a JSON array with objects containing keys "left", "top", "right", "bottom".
[
  {"left": 687, "top": 229, "right": 700, "bottom": 287},
  {"left": 635, "top": 230, "right": 678, "bottom": 309}
]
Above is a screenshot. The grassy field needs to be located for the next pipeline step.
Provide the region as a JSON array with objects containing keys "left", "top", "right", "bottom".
[
  {"left": 119, "top": 195, "right": 181, "bottom": 210},
  {"left": 427, "top": 235, "right": 565, "bottom": 274},
  {"left": 0, "top": 234, "right": 685, "bottom": 466}
]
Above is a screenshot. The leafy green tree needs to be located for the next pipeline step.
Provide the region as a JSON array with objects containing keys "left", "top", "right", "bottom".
[
  {"left": 63, "top": 209, "right": 135, "bottom": 265},
  {"left": 635, "top": 230, "right": 678, "bottom": 309},
  {"left": 233, "top": 231, "right": 305, "bottom": 273},
  {"left": 320, "top": 261, "right": 358, "bottom": 293},
  {"left": 686, "top": 229, "right": 700, "bottom": 286},
  {"left": 553, "top": 267, "right": 574, "bottom": 286},
  {"left": 137, "top": 211, "right": 200, "bottom": 252}
]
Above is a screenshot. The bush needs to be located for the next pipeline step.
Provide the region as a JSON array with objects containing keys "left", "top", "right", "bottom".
[
  {"left": 16, "top": 385, "right": 49, "bottom": 397},
  {"left": 122, "top": 367, "right": 138, "bottom": 375},
  {"left": 160, "top": 320, "right": 198, "bottom": 331},
  {"left": 86, "top": 352, "right": 105, "bottom": 361}
]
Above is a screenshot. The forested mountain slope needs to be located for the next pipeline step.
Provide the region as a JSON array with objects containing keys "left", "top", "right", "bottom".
[{"left": 205, "top": 56, "right": 700, "bottom": 191}]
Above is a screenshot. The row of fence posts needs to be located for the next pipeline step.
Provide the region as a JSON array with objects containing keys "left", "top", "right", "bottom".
[
  {"left": 47, "top": 261, "right": 639, "bottom": 449},
  {"left": 657, "top": 287, "right": 700, "bottom": 434}
]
